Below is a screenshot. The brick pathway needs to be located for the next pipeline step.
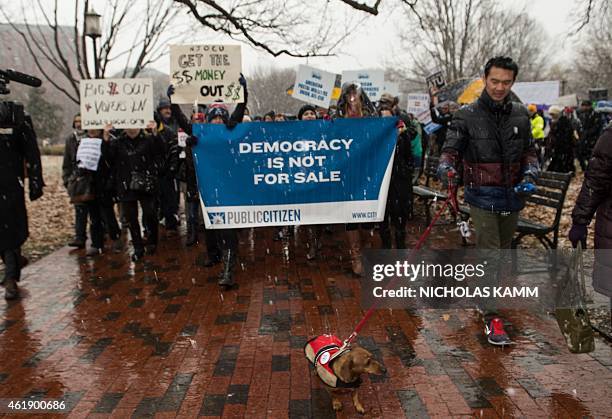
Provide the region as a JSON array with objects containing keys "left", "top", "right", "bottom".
[{"left": 0, "top": 223, "right": 610, "bottom": 418}]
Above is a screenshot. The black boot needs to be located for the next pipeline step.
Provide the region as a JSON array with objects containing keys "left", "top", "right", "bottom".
[
  {"left": 218, "top": 249, "right": 236, "bottom": 287},
  {"left": 379, "top": 228, "right": 392, "bottom": 249},
  {"left": 4, "top": 278, "right": 19, "bottom": 300},
  {"left": 396, "top": 231, "right": 406, "bottom": 249},
  {"left": 186, "top": 224, "right": 198, "bottom": 247}
]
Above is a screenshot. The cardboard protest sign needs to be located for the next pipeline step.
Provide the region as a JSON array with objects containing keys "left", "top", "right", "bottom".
[
  {"left": 426, "top": 69, "right": 446, "bottom": 95},
  {"left": 170, "top": 44, "right": 243, "bottom": 104},
  {"left": 76, "top": 138, "right": 103, "bottom": 171},
  {"left": 341, "top": 70, "right": 385, "bottom": 101},
  {"left": 407, "top": 93, "right": 432, "bottom": 124},
  {"left": 80, "top": 78, "right": 154, "bottom": 129},
  {"left": 291, "top": 65, "right": 337, "bottom": 108}
]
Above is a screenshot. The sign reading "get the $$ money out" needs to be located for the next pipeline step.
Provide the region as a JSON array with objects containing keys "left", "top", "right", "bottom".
[{"left": 169, "top": 44, "right": 244, "bottom": 104}]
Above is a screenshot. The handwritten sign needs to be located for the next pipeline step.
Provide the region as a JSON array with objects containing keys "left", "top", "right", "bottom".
[
  {"left": 341, "top": 70, "right": 385, "bottom": 101},
  {"left": 76, "top": 137, "right": 102, "bottom": 171},
  {"left": 407, "top": 93, "right": 432, "bottom": 124},
  {"left": 292, "top": 65, "right": 337, "bottom": 108},
  {"left": 170, "top": 44, "right": 243, "bottom": 104},
  {"left": 80, "top": 78, "right": 153, "bottom": 129}
]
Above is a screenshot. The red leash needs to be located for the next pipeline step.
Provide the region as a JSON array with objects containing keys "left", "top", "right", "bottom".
[{"left": 343, "top": 174, "right": 459, "bottom": 346}]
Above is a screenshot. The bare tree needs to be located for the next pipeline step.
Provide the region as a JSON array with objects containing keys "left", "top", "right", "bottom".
[
  {"left": 396, "top": 0, "right": 550, "bottom": 82},
  {"left": 1, "top": 0, "right": 183, "bottom": 104},
  {"left": 572, "top": 6, "right": 612, "bottom": 96},
  {"left": 247, "top": 67, "right": 304, "bottom": 116},
  {"left": 173, "top": 0, "right": 424, "bottom": 58},
  {"left": 570, "top": 0, "right": 610, "bottom": 34}
]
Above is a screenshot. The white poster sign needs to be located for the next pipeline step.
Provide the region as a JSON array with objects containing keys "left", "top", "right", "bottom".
[
  {"left": 79, "top": 78, "right": 154, "bottom": 129},
  {"left": 76, "top": 137, "right": 102, "bottom": 171},
  {"left": 170, "top": 44, "right": 243, "bottom": 104},
  {"left": 341, "top": 69, "right": 385, "bottom": 101},
  {"left": 407, "top": 93, "right": 432, "bottom": 123},
  {"left": 292, "top": 65, "right": 337, "bottom": 108}
]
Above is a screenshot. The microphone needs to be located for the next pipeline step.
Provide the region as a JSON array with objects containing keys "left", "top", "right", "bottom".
[{"left": 0, "top": 69, "right": 42, "bottom": 87}]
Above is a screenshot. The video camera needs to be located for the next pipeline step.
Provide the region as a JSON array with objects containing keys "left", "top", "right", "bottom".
[{"left": 0, "top": 69, "right": 42, "bottom": 128}]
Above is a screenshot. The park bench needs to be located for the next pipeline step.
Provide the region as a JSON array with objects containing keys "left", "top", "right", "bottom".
[
  {"left": 413, "top": 154, "right": 448, "bottom": 224},
  {"left": 458, "top": 171, "right": 573, "bottom": 249}
]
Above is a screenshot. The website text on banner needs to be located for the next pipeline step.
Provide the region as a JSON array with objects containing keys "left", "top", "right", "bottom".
[
  {"left": 79, "top": 78, "right": 154, "bottom": 129},
  {"left": 192, "top": 118, "right": 398, "bottom": 229},
  {"left": 169, "top": 44, "right": 244, "bottom": 104}
]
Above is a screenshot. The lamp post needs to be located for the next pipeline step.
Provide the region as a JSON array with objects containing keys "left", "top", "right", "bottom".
[{"left": 84, "top": 7, "right": 102, "bottom": 79}]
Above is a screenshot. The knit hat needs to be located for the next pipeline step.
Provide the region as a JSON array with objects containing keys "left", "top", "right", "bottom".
[
  {"left": 157, "top": 98, "right": 171, "bottom": 110},
  {"left": 207, "top": 103, "right": 229, "bottom": 123},
  {"left": 527, "top": 104, "right": 537, "bottom": 113},
  {"left": 298, "top": 104, "right": 317, "bottom": 120}
]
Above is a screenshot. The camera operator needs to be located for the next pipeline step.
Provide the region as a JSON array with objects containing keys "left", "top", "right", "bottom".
[{"left": 0, "top": 107, "right": 44, "bottom": 300}]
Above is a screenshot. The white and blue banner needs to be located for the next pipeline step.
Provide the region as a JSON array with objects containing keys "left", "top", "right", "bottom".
[{"left": 192, "top": 118, "right": 398, "bottom": 229}]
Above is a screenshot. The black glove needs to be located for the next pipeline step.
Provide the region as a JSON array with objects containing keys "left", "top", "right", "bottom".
[
  {"left": 568, "top": 224, "right": 588, "bottom": 248},
  {"left": 167, "top": 84, "right": 175, "bottom": 99},
  {"left": 186, "top": 135, "right": 198, "bottom": 147},
  {"left": 239, "top": 73, "right": 246, "bottom": 89},
  {"left": 29, "top": 182, "right": 43, "bottom": 201},
  {"left": 227, "top": 119, "right": 239, "bottom": 130}
]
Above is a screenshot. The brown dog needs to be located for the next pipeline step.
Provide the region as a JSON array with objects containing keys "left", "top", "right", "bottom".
[{"left": 324, "top": 346, "right": 387, "bottom": 414}]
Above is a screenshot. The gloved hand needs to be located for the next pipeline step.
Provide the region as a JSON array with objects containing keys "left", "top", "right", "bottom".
[
  {"left": 167, "top": 84, "right": 175, "bottom": 99},
  {"left": 239, "top": 73, "right": 246, "bottom": 88},
  {"left": 514, "top": 181, "right": 537, "bottom": 197},
  {"left": 186, "top": 135, "right": 198, "bottom": 147},
  {"left": 227, "top": 119, "right": 239, "bottom": 130},
  {"left": 29, "top": 182, "right": 43, "bottom": 201},
  {"left": 568, "top": 224, "right": 588, "bottom": 248},
  {"left": 438, "top": 164, "right": 459, "bottom": 187}
]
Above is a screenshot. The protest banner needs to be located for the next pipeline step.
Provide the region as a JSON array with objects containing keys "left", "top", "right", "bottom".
[
  {"left": 76, "top": 138, "right": 102, "bottom": 171},
  {"left": 79, "top": 78, "right": 154, "bottom": 129},
  {"left": 170, "top": 44, "right": 243, "bottom": 104},
  {"left": 426, "top": 69, "right": 447, "bottom": 95},
  {"left": 341, "top": 69, "right": 385, "bottom": 101},
  {"left": 407, "top": 93, "right": 432, "bottom": 124},
  {"left": 292, "top": 65, "right": 337, "bottom": 108},
  {"left": 192, "top": 118, "right": 397, "bottom": 229}
]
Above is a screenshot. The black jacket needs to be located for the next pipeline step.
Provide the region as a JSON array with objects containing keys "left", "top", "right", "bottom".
[
  {"left": 572, "top": 124, "right": 612, "bottom": 296},
  {"left": 62, "top": 131, "right": 81, "bottom": 187},
  {"left": 0, "top": 116, "right": 43, "bottom": 251},
  {"left": 439, "top": 90, "right": 539, "bottom": 212},
  {"left": 547, "top": 115, "right": 575, "bottom": 173},
  {"left": 577, "top": 109, "right": 603, "bottom": 151},
  {"left": 106, "top": 131, "right": 165, "bottom": 201}
]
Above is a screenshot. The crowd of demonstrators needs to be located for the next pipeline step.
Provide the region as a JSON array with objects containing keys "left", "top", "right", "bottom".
[
  {"left": 438, "top": 56, "right": 540, "bottom": 346},
  {"left": 8, "top": 56, "right": 608, "bottom": 323}
]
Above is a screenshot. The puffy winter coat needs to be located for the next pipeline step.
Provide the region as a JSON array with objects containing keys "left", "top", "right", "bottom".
[
  {"left": 571, "top": 124, "right": 612, "bottom": 297},
  {"left": 439, "top": 90, "right": 539, "bottom": 212}
]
